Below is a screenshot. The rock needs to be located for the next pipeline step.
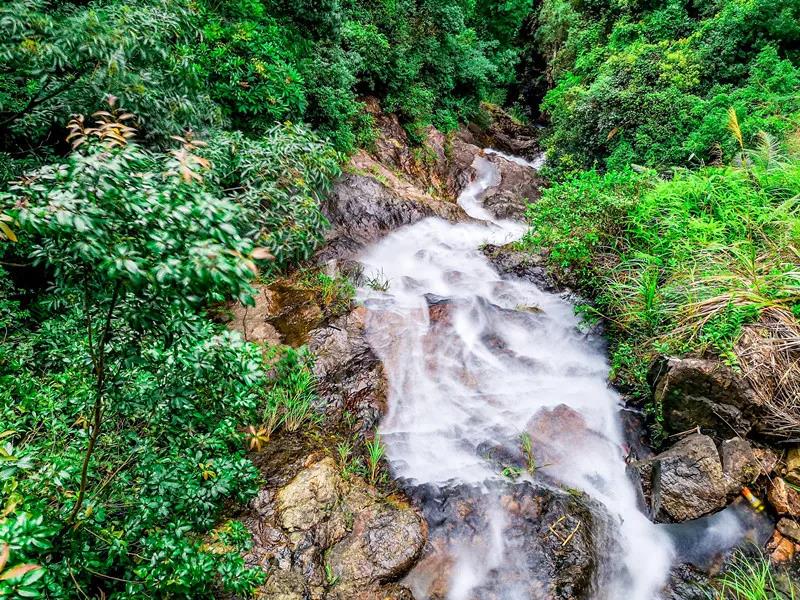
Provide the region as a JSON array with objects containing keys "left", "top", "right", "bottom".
[
  {"left": 778, "top": 518, "right": 800, "bottom": 544},
  {"left": 767, "top": 529, "right": 797, "bottom": 563},
  {"left": 308, "top": 307, "right": 388, "bottom": 432},
  {"left": 649, "top": 357, "right": 759, "bottom": 438},
  {"left": 327, "top": 501, "right": 426, "bottom": 585},
  {"left": 768, "top": 478, "right": 800, "bottom": 517},
  {"left": 482, "top": 244, "right": 557, "bottom": 291},
  {"left": 633, "top": 433, "right": 727, "bottom": 522},
  {"left": 467, "top": 104, "right": 540, "bottom": 159},
  {"left": 786, "top": 447, "right": 800, "bottom": 485},
  {"left": 720, "top": 438, "right": 762, "bottom": 495},
  {"left": 245, "top": 455, "right": 426, "bottom": 600},
  {"left": 326, "top": 584, "right": 414, "bottom": 600},
  {"left": 224, "top": 285, "right": 283, "bottom": 346},
  {"left": 754, "top": 446, "right": 781, "bottom": 479},
  {"left": 482, "top": 152, "right": 544, "bottom": 219},
  {"left": 664, "top": 564, "right": 712, "bottom": 600},
  {"left": 275, "top": 458, "right": 341, "bottom": 532},
  {"left": 403, "top": 481, "right": 617, "bottom": 600}
]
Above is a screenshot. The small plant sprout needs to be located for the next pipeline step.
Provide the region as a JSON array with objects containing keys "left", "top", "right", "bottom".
[
  {"left": 324, "top": 562, "right": 339, "bottom": 587},
  {"left": 365, "top": 269, "right": 390, "bottom": 292},
  {"left": 365, "top": 434, "right": 385, "bottom": 485},
  {"left": 501, "top": 466, "right": 522, "bottom": 480},
  {"left": 520, "top": 432, "right": 550, "bottom": 475},
  {"left": 337, "top": 441, "right": 353, "bottom": 478}
]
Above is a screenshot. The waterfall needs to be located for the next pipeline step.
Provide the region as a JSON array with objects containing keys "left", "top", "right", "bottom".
[{"left": 356, "top": 151, "right": 675, "bottom": 599}]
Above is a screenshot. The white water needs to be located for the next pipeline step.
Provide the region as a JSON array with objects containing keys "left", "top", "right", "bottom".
[{"left": 356, "top": 151, "right": 674, "bottom": 599}]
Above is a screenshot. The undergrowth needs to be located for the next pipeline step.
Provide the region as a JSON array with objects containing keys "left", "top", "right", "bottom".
[{"left": 522, "top": 128, "right": 800, "bottom": 419}]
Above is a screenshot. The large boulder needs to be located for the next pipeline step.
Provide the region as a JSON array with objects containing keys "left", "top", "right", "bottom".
[
  {"left": 649, "top": 357, "right": 760, "bottom": 438},
  {"left": 481, "top": 243, "right": 557, "bottom": 292},
  {"left": 481, "top": 152, "right": 545, "bottom": 220},
  {"left": 632, "top": 433, "right": 727, "bottom": 522},
  {"left": 242, "top": 456, "right": 425, "bottom": 600}
]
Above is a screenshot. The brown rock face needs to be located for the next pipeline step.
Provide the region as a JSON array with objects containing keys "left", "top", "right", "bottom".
[
  {"left": 768, "top": 478, "right": 800, "bottom": 517},
  {"left": 648, "top": 357, "right": 760, "bottom": 438},
  {"left": 767, "top": 529, "right": 798, "bottom": 563},
  {"left": 327, "top": 502, "right": 426, "bottom": 585},
  {"left": 481, "top": 153, "right": 544, "bottom": 220},
  {"left": 403, "top": 481, "right": 616, "bottom": 600},
  {"left": 243, "top": 456, "right": 425, "bottom": 600},
  {"left": 308, "top": 307, "right": 388, "bottom": 433}
]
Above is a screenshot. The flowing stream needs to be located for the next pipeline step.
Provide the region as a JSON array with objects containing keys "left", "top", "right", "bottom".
[{"left": 356, "top": 152, "right": 675, "bottom": 599}]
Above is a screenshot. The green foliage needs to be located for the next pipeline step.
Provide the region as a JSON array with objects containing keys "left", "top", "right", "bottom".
[
  {"left": 0, "top": 117, "right": 334, "bottom": 596},
  {"left": 536, "top": 0, "right": 800, "bottom": 174},
  {"left": 203, "top": 125, "right": 342, "bottom": 272},
  {"left": 365, "top": 434, "right": 385, "bottom": 486},
  {"left": 0, "top": 0, "right": 219, "bottom": 157},
  {"left": 523, "top": 139, "right": 800, "bottom": 401}
]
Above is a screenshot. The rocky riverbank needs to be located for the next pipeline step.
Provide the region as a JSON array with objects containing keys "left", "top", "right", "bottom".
[{"left": 223, "top": 101, "right": 799, "bottom": 598}]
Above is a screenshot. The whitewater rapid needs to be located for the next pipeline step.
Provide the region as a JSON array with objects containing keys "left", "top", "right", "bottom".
[{"left": 356, "top": 152, "right": 675, "bottom": 599}]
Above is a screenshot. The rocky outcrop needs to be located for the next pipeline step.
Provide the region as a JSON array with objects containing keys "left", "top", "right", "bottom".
[
  {"left": 648, "top": 357, "right": 761, "bottom": 438},
  {"left": 318, "top": 100, "right": 489, "bottom": 262},
  {"left": 307, "top": 306, "right": 388, "bottom": 433},
  {"left": 403, "top": 481, "right": 616, "bottom": 600},
  {"left": 482, "top": 152, "right": 545, "bottom": 220},
  {"left": 482, "top": 243, "right": 557, "bottom": 291},
  {"left": 242, "top": 455, "right": 425, "bottom": 600},
  {"left": 466, "top": 103, "right": 540, "bottom": 159}
]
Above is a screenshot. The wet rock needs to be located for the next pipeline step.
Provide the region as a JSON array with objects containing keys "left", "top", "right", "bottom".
[
  {"left": 225, "top": 284, "right": 282, "bottom": 345},
  {"left": 664, "top": 564, "right": 711, "bottom": 600},
  {"left": 308, "top": 307, "right": 388, "bottom": 432},
  {"left": 322, "top": 166, "right": 466, "bottom": 254},
  {"left": 482, "top": 152, "right": 544, "bottom": 220},
  {"left": 633, "top": 433, "right": 727, "bottom": 522},
  {"left": 649, "top": 357, "right": 760, "bottom": 438},
  {"left": 257, "top": 570, "right": 307, "bottom": 600},
  {"left": 326, "top": 584, "right": 414, "bottom": 600},
  {"left": 403, "top": 481, "right": 617, "bottom": 600},
  {"left": 275, "top": 458, "right": 341, "bottom": 532},
  {"left": 768, "top": 529, "right": 798, "bottom": 563},
  {"left": 720, "top": 438, "right": 762, "bottom": 495},
  {"left": 768, "top": 478, "right": 800, "bottom": 517},
  {"left": 225, "top": 281, "right": 329, "bottom": 348},
  {"left": 482, "top": 244, "right": 557, "bottom": 291},
  {"left": 327, "top": 501, "right": 426, "bottom": 585}
]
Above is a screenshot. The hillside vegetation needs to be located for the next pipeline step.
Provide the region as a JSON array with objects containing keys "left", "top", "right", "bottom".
[
  {"left": 523, "top": 0, "right": 800, "bottom": 437},
  {"left": 0, "top": 0, "right": 531, "bottom": 597}
]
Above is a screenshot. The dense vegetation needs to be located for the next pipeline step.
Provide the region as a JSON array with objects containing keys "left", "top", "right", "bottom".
[
  {"left": 0, "top": 0, "right": 533, "bottom": 597},
  {"left": 1, "top": 0, "right": 799, "bottom": 595},
  {"left": 522, "top": 0, "right": 800, "bottom": 438}
]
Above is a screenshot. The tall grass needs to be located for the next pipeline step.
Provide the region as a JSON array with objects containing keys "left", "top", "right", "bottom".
[{"left": 712, "top": 552, "right": 796, "bottom": 600}]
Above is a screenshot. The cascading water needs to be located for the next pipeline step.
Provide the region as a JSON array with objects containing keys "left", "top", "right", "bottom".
[{"left": 356, "top": 151, "right": 675, "bottom": 599}]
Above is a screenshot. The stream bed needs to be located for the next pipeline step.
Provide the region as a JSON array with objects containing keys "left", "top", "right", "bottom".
[{"left": 355, "top": 152, "right": 676, "bottom": 599}]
